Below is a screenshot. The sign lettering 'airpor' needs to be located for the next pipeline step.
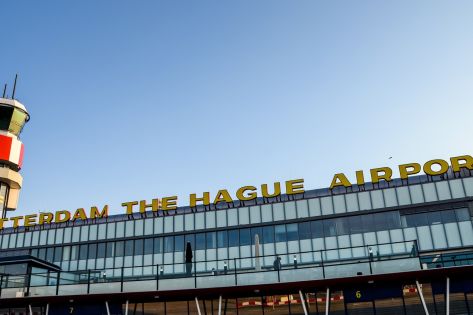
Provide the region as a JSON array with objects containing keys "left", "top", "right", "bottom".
[{"left": 1, "top": 154, "right": 471, "bottom": 230}]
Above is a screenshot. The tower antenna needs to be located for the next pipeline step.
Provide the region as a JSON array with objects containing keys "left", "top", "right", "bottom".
[
  {"left": 12, "top": 74, "right": 18, "bottom": 99},
  {"left": 2, "top": 84, "right": 6, "bottom": 98}
]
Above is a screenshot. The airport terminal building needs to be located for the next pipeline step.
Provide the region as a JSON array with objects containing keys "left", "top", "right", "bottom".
[{"left": 2, "top": 97, "right": 473, "bottom": 315}]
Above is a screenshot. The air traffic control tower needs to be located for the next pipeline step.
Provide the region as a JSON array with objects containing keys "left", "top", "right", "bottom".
[{"left": 0, "top": 80, "right": 30, "bottom": 219}]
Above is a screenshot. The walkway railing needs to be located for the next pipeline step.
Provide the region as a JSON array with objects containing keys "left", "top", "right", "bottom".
[{"left": 0, "top": 240, "right": 421, "bottom": 299}]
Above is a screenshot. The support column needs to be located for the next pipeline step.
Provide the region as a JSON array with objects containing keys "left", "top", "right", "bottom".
[
  {"left": 416, "top": 280, "right": 430, "bottom": 315},
  {"left": 195, "top": 297, "right": 202, "bottom": 315},
  {"left": 105, "top": 301, "right": 110, "bottom": 315},
  {"left": 325, "top": 287, "right": 330, "bottom": 315},
  {"left": 125, "top": 300, "right": 129, "bottom": 315},
  {"left": 446, "top": 277, "right": 450, "bottom": 315},
  {"left": 218, "top": 295, "right": 223, "bottom": 315},
  {"left": 28, "top": 305, "right": 33, "bottom": 315},
  {"left": 299, "top": 290, "right": 309, "bottom": 315},
  {"left": 46, "top": 303, "right": 49, "bottom": 315}
]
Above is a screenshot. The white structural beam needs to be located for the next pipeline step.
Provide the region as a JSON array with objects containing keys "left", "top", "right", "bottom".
[
  {"left": 325, "top": 287, "right": 330, "bottom": 315},
  {"left": 446, "top": 277, "right": 450, "bottom": 315},
  {"left": 299, "top": 290, "right": 309, "bottom": 315},
  {"left": 195, "top": 297, "right": 202, "bottom": 315},
  {"left": 125, "top": 300, "right": 129, "bottom": 315},
  {"left": 105, "top": 301, "right": 110, "bottom": 315},
  {"left": 45, "top": 303, "right": 49, "bottom": 315},
  {"left": 416, "top": 280, "right": 430, "bottom": 315},
  {"left": 28, "top": 305, "right": 33, "bottom": 315},
  {"left": 218, "top": 295, "right": 223, "bottom": 315}
]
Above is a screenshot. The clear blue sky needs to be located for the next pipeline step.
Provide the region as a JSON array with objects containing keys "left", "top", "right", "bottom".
[{"left": 1, "top": 1, "right": 472, "bottom": 216}]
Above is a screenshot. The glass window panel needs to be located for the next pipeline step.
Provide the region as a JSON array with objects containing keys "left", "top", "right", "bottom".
[
  {"left": 274, "top": 225, "right": 286, "bottom": 242},
  {"left": 31, "top": 231, "right": 39, "bottom": 246},
  {"left": 324, "top": 219, "right": 337, "bottom": 237},
  {"left": 164, "top": 216, "right": 173, "bottom": 233},
  {"left": 124, "top": 240, "right": 134, "bottom": 256},
  {"left": 1, "top": 234, "right": 9, "bottom": 249},
  {"left": 105, "top": 242, "right": 114, "bottom": 258},
  {"left": 9, "top": 233, "right": 17, "bottom": 248},
  {"left": 436, "top": 181, "right": 451, "bottom": 200},
  {"left": 54, "top": 247, "right": 63, "bottom": 262},
  {"left": 107, "top": 223, "right": 116, "bottom": 239},
  {"left": 249, "top": 206, "right": 261, "bottom": 223},
  {"left": 449, "top": 179, "right": 466, "bottom": 199},
  {"left": 428, "top": 211, "right": 442, "bottom": 225},
  {"left": 16, "top": 233, "right": 24, "bottom": 248},
  {"left": 273, "top": 203, "right": 285, "bottom": 221},
  {"left": 441, "top": 210, "right": 456, "bottom": 223},
  {"left": 358, "top": 192, "right": 372, "bottom": 210},
  {"left": 361, "top": 214, "right": 374, "bottom": 231},
  {"left": 261, "top": 204, "right": 272, "bottom": 222},
  {"left": 370, "top": 190, "right": 384, "bottom": 209},
  {"left": 125, "top": 221, "right": 134, "bottom": 237},
  {"left": 185, "top": 234, "right": 195, "bottom": 248},
  {"left": 135, "top": 220, "right": 144, "bottom": 236},
  {"left": 308, "top": 198, "right": 321, "bottom": 217},
  {"left": 88, "top": 243, "right": 97, "bottom": 259},
  {"left": 184, "top": 213, "right": 194, "bottom": 230},
  {"left": 39, "top": 231, "right": 47, "bottom": 246},
  {"left": 96, "top": 243, "right": 106, "bottom": 259},
  {"left": 205, "top": 211, "right": 216, "bottom": 228},
  {"left": 153, "top": 238, "right": 163, "bottom": 254},
  {"left": 409, "top": 185, "right": 425, "bottom": 204},
  {"left": 79, "top": 244, "right": 88, "bottom": 260},
  {"left": 262, "top": 226, "right": 275, "bottom": 244},
  {"left": 250, "top": 227, "right": 262, "bottom": 245},
  {"left": 333, "top": 195, "right": 346, "bottom": 214},
  {"left": 464, "top": 178, "right": 473, "bottom": 196},
  {"left": 238, "top": 207, "right": 249, "bottom": 225},
  {"left": 47, "top": 229, "right": 55, "bottom": 245},
  {"left": 285, "top": 201, "right": 297, "bottom": 219},
  {"left": 134, "top": 239, "right": 144, "bottom": 255},
  {"left": 144, "top": 218, "right": 154, "bottom": 235},
  {"left": 216, "top": 210, "right": 227, "bottom": 227},
  {"left": 24, "top": 232, "right": 32, "bottom": 247},
  {"left": 217, "top": 231, "right": 227, "bottom": 248},
  {"left": 335, "top": 217, "right": 349, "bottom": 235},
  {"left": 174, "top": 215, "right": 183, "bottom": 232},
  {"left": 240, "top": 228, "right": 251, "bottom": 246},
  {"left": 70, "top": 245, "right": 78, "bottom": 260},
  {"left": 115, "top": 241, "right": 124, "bottom": 257},
  {"left": 228, "top": 230, "right": 239, "bottom": 247},
  {"left": 456, "top": 208, "right": 470, "bottom": 221},
  {"left": 396, "top": 187, "right": 411, "bottom": 206},
  {"left": 422, "top": 183, "right": 438, "bottom": 202},
  {"left": 72, "top": 227, "right": 80, "bottom": 242},
  {"left": 89, "top": 225, "right": 97, "bottom": 241},
  {"left": 430, "top": 225, "right": 447, "bottom": 249},
  {"left": 296, "top": 200, "right": 309, "bottom": 218},
  {"left": 416, "top": 226, "right": 433, "bottom": 250},
  {"left": 206, "top": 232, "right": 216, "bottom": 249},
  {"left": 298, "top": 222, "right": 311, "bottom": 240},
  {"left": 195, "top": 212, "right": 205, "bottom": 230},
  {"left": 175, "top": 235, "right": 184, "bottom": 252},
  {"left": 227, "top": 209, "right": 238, "bottom": 226},
  {"left": 63, "top": 228, "right": 71, "bottom": 243},
  {"left": 154, "top": 217, "right": 164, "bottom": 234},
  {"left": 98, "top": 223, "right": 107, "bottom": 239},
  {"left": 345, "top": 194, "right": 359, "bottom": 212},
  {"left": 311, "top": 220, "right": 324, "bottom": 238},
  {"left": 196, "top": 233, "right": 206, "bottom": 250},
  {"left": 321, "top": 197, "right": 334, "bottom": 215},
  {"left": 383, "top": 188, "right": 398, "bottom": 207},
  {"left": 459, "top": 221, "right": 473, "bottom": 246},
  {"left": 286, "top": 223, "right": 298, "bottom": 241},
  {"left": 163, "top": 236, "right": 174, "bottom": 253},
  {"left": 80, "top": 226, "right": 89, "bottom": 242},
  {"left": 444, "top": 223, "right": 462, "bottom": 247},
  {"left": 348, "top": 215, "right": 364, "bottom": 234}
]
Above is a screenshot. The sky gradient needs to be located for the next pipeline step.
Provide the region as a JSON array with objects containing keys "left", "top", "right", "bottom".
[{"left": 1, "top": 0, "right": 472, "bottom": 216}]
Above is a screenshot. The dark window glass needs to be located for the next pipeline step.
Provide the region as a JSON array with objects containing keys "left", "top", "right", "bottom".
[
  {"left": 335, "top": 218, "right": 349, "bottom": 235},
  {"left": 217, "top": 231, "right": 227, "bottom": 248},
  {"left": 54, "top": 247, "right": 63, "bottom": 262},
  {"left": 428, "top": 211, "right": 442, "bottom": 225},
  {"left": 115, "top": 241, "right": 125, "bottom": 257},
  {"left": 310, "top": 221, "right": 324, "bottom": 238},
  {"left": 46, "top": 247, "right": 54, "bottom": 262},
  {"left": 196, "top": 233, "right": 206, "bottom": 250},
  {"left": 323, "top": 219, "right": 337, "bottom": 237},
  {"left": 175, "top": 235, "right": 184, "bottom": 251},
  {"left": 0, "top": 106, "right": 13, "bottom": 131},
  {"left": 106, "top": 242, "right": 115, "bottom": 258},
  {"left": 88, "top": 243, "right": 97, "bottom": 259},
  {"left": 286, "top": 224, "right": 298, "bottom": 241},
  {"left": 456, "top": 208, "right": 470, "bottom": 221},
  {"left": 124, "top": 240, "right": 134, "bottom": 256},
  {"left": 79, "top": 245, "right": 88, "bottom": 260},
  {"left": 228, "top": 230, "right": 239, "bottom": 247},
  {"left": 185, "top": 234, "right": 195, "bottom": 248},
  {"left": 361, "top": 214, "right": 375, "bottom": 230},
  {"left": 240, "top": 228, "right": 251, "bottom": 246},
  {"left": 348, "top": 216, "right": 364, "bottom": 234},
  {"left": 31, "top": 248, "right": 38, "bottom": 258},
  {"left": 38, "top": 248, "right": 46, "bottom": 261},
  {"left": 250, "top": 227, "right": 263, "bottom": 245},
  {"left": 275, "top": 225, "right": 286, "bottom": 242},
  {"left": 97, "top": 243, "right": 106, "bottom": 259},
  {"left": 154, "top": 238, "right": 163, "bottom": 254},
  {"left": 374, "top": 213, "right": 391, "bottom": 230},
  {"left": 164, "top": 236, "right": 174, "bottom": 253},
  {"left": 206, "top": 232, "right": 216, "bottom": 249},
  {"left": 144, "top": 238, "right": 154, "bottom": 255},
  {"left": 298, "top": 222, "right": 311, "bottom": 240},
  {"left": 441, "top": 210, "right": 456, "bottom": 223},
  {"left": 134, "top": 239, "right": 144, "bottom": 255},
  {"left": 70, "top": 246, "right": 79, "bottom": 260},
  {"left": 385, "top": 211, "right": 402, "bottom": 229},
  {"left": 262, "top": 226, "right": 274, "bottom": 244}
]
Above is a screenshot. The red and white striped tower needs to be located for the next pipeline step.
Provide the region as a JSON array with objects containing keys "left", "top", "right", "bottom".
[{"left": 0, "top": 96, "right": 30, "bottom": 219}]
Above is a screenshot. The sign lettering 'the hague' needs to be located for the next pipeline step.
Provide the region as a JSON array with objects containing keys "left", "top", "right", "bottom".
[{"left": 0, "top": 155, "right": 472, "bottom": 230}]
